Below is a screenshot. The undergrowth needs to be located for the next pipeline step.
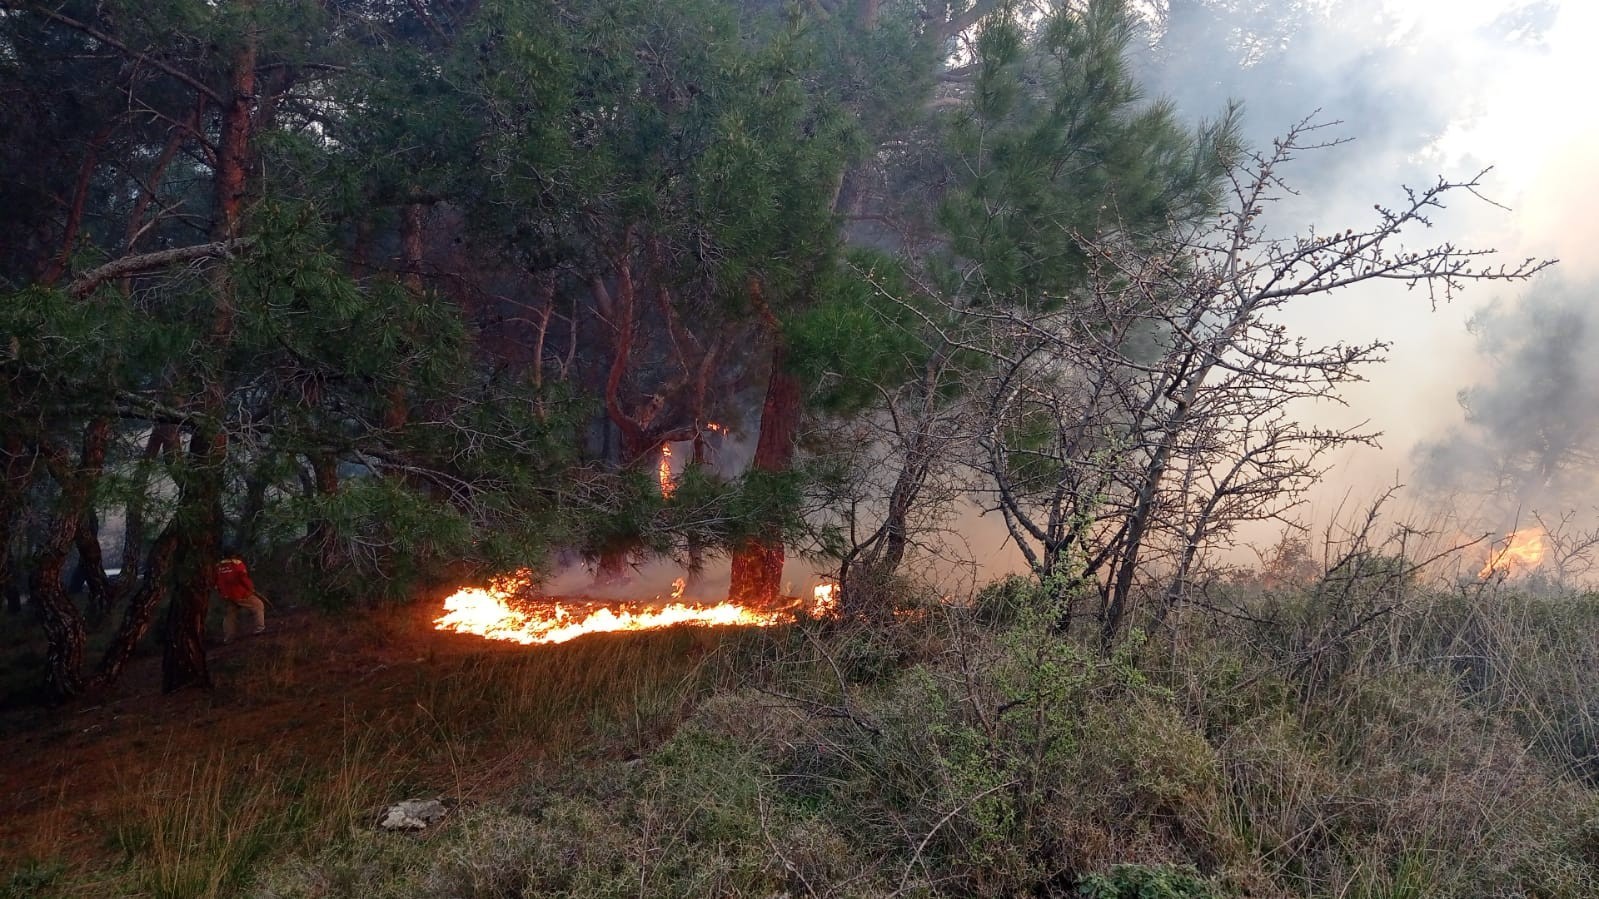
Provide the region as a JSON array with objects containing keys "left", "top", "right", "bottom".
[
  {"left": 251, "top": 581, "right": 1598, "bottom": 898},
  {"left": 2, "top": 622, "right": 750, "bottom": 899},
  {"left": 9, "top": 580, "right": 1599, "bottom": 898}
]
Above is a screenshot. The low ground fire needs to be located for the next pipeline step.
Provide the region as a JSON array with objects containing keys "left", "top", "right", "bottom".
[
  {"left": 1478, "top": 527, "right": 1547, "bottom": 579},
  {"left": 434, "top": 571, "right": 838, "bottom": 644}
]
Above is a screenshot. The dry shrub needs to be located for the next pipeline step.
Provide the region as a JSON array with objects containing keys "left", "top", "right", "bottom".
[
  {"left": 247, "top": 585, "right": 1599, "bottom": 899},
  {"left": 1179, "top": 578, "right": 1599, "bottom": 898}
]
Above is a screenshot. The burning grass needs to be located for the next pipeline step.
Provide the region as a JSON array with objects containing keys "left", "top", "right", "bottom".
[
  {"left": 1479, "top": 525, "right": 1550, "bottom": 579},
  {"left": 432, "top": 569, "right": 838, "bottom": 645}
]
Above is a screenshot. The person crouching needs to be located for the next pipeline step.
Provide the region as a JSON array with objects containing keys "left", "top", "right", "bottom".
[{"left": 216, "top": 555, "right": 268, "bottom": 643}]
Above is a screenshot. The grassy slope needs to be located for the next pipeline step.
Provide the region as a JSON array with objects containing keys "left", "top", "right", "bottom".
[
  {"left": 0, "top": 602, "right": 754, "bottom": 898},
  {"left": 5, "top": 581, "right": 1599, "bottom": 898}
]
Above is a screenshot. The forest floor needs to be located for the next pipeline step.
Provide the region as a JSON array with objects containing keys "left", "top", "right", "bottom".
[
  {"left": 3, "top": 583, "right": 1595, "bottom": 898},
  {"left": 0, "top": 595, "right": 733, "bottom": 897}
]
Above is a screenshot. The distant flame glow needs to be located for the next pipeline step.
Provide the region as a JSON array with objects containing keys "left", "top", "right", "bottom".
[
  {"left": 1478, "top": 527, "right": 1547, "bottom": 579},
  {"left": 434, "top": 570, "right": 839, "bottom": 645}
]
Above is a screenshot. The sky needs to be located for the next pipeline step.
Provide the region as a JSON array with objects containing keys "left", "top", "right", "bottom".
[{"left": 1367, "top": 0, "right": 1597, "bottom": 510}]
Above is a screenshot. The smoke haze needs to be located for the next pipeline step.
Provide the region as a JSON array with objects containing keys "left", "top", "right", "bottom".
[
  {"left": 574, "top": 1, "right": 1599, "bottom": 593},
  {"left": 1131, "top": 0, "right": 1599, "bottom": 533},
  {"left": 1413, "top": 274, "right": 1599, "bottom": 512}
]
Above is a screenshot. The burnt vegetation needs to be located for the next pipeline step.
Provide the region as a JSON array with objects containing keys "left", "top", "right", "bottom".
[{"left": 0, "top": 1, "right": 1594, "bottom": 897}]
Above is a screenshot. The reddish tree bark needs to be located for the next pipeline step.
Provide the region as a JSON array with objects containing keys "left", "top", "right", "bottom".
[
  {"left": 29, "top": 421, "right": 109, "bottom": 699},
  {"left": 164, "top": 16, "right": 257, "bottom": 693},
  {"left": 31, "top": 505, "right": 87, "bottom": 698},
  {"left": 89, "top": 523, "right": 180, "bottom": 693},
  {"left": 124, "top": 102, "right": 201, "bottom": 256},
  {"left": 728, "top": 281, "right": 800, "bottom": 605},
  {"left": 728, "top": 361, "right": 800, "bottom": 604},
  {"left": 40, "top": 124, "right": 117, "bottom": 287},
  {"left": 75, "top": 513, "right": 111, "bottom": 616},
  {"left": 591, "top": 235, "right": 723, "bottom": 584}
]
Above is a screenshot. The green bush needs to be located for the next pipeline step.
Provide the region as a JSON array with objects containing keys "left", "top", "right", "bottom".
[{"left": 1078, "top": 864, "right": 1217, "bottom": 899}]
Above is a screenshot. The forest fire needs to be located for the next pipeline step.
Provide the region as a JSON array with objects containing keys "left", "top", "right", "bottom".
[
  {"left": 658, "top": 444, "right": 676, "bottom": 498},
  {"left": 1478, "top": 527, "right": 1547, "bottom": 579},
  {"left": 434, "top": 570, "right": 838, "bottom": 645}
]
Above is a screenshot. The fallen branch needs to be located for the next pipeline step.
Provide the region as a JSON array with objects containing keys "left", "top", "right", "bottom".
[{"left": 67, "top": 238, "right": 249, "bottom": 298}]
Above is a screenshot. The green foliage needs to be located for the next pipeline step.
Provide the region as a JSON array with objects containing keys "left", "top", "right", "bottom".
[
  {"left": 787, "top": 251, "right": 929, "bottom": 412},
  {"left": 1078, "top": 864, "right": 1218, "bottom": 899},
  {"left": 937, "top": 0, "right": 1236, "bottom": 304},
  {"left": 1, "top": 859, "right": 62, "bottom": 899},
  {"left": 0, "top": 284, "right": 182, "bottom": 416},
  {"left": 266, "top": 479, "right": 475, "bottom": 605}
]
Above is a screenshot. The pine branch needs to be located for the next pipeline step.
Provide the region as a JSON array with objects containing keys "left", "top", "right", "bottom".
[
  {"left": 938, "top": 0, "right": 1002, "bottom": 40},
  {"left": 67, "top": 239, "right": 250, "bottom": 298},
  {"left": 7, "top": 3, "right": 225, "bottom": 105}
]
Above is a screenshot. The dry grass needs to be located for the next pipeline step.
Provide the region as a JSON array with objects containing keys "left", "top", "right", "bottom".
[
  {"left": 0, "top": 602, "right": 765, "bottom": 898},
  {"left": 6, "top": 579, "right": 1598, "bottom": 898},
  {"left": 248, "top": 582, "right": 1599, "bottom": 899}
]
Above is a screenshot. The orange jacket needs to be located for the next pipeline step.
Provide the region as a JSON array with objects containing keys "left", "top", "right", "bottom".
[{"left": 215, "top": 558, "right": 257, "bottom": 602}]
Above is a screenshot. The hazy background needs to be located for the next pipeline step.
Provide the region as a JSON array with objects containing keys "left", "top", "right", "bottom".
[
  {"left": 936, "top": 0, "right": 1599, "bottom": 583},
  {"left": 581, "top": 1, "right": 1599, "bottom": 594},
  {"left": 1130, "top": 0, "right": 1599, "bottom": 536}
]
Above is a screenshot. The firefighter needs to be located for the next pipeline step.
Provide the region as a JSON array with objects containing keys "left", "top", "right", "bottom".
[{"left": 215, "top": 554, "right": 268, "bottom": 643}]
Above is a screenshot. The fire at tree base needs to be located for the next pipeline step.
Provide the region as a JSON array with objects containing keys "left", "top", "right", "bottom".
[{"left": 433, "top": 570, "right": 838, "bottom": 645}]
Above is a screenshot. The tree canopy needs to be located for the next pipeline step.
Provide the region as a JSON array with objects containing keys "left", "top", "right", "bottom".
[{"left": 0, "top": 0, "right": 1541, "bottom": 699}]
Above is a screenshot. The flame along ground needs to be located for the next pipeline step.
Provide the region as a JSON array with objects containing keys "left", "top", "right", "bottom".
[
  {"left": 1478, "top": 526, "right": 1547, "bottom": 579},
  {"left": 434, "top": 570, "right": 839, "bottom": 645}
]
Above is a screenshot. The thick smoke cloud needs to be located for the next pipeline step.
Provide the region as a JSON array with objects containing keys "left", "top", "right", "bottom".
[
  {"left": 1132, "top": 0, "right": 1552, "bottom": 227},
  {"left": 1413, "top": 274, "right": 1599, "bottom": 514}
]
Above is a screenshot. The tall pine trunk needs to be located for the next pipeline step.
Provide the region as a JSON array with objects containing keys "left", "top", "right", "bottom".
[
  {"left": 30, "top": 421, "right": 109, "bottom": 699},
  {"left": 727, "top": 344, "right": 799, "bottom": 605},
  {"left": 163, "top": 19, "right": 256, "bottom": 692},
  {"left": 163, "top": 430, "right": 223, "bottom": 693},
  {"left": 75, "top": 510, "right": 110, "bottom": 617},
  {"left": 31, "top": 509, "right": 86, "bottom": 698}
]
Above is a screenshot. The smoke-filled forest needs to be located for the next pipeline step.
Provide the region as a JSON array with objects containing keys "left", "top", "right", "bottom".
[{"left": 2, "top": 1, "right": 1597, "bottom": 897}]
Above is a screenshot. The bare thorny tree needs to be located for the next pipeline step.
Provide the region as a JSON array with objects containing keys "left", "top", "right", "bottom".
[{"left": 847, "top": 117, "right": 1552, "bottom": 645}]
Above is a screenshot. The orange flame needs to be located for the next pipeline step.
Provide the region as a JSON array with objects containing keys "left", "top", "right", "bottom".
[
  {"left": 434, "top": 570, "right": 839, "bottom": 645},
  {"left": 658, "top": 445, "right": 675, "bottom": 498},
  {"left": 812, "top": 582, "right": 838, "bottom": 615},
  {"left": 1478, "top": 527, "right": 1547, "bottom": 579}
]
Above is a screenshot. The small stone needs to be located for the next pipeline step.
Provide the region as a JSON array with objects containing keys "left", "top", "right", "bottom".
[{"left": 378, "top": 798, "right": 448, "bottom": 830}]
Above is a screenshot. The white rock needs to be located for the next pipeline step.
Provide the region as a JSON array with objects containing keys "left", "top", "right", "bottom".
[{"left": 379, "top": 798, "right": 448, "bottom": 830}]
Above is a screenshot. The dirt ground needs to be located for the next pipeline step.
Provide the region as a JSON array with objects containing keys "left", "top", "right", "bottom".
[{"left": 0, "top": 598, "right": 545, "bottom": 876}]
